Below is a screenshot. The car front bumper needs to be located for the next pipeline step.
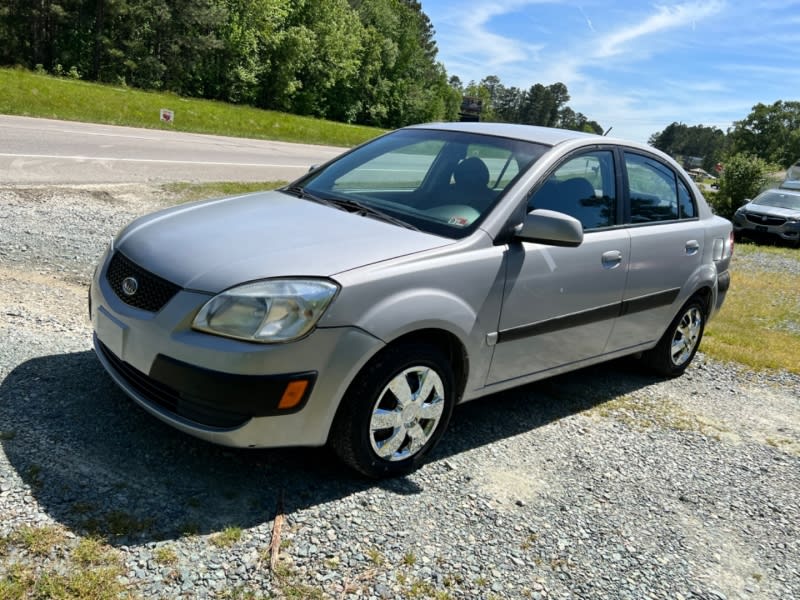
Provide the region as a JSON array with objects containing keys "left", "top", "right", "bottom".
[
  {"left": 733, "top": 214, "right": 800, "bottom": 243},
  {"left": 90, "top": 254, "right": 383, "bottom": 449}
]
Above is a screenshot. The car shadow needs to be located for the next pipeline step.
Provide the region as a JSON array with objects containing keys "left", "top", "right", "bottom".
[{"left": 0, "top": 349, "right": 662, "bottom": 546}]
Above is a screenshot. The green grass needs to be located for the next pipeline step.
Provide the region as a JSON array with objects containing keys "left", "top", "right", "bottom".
[
  {"left": 0, "top": 67, "right": 383, "bottom": 147},
  {"left": 704, "top": 245, "right": 800, "bottom": 373},
  {"left": 1, "top": 528, "right": 129, "bottom": 600},
  {"left": 160, "top": 180, "right": 287, "bottom": 203},
  {"left": 153, "top": 545, "right": 179, "bottom": 566},
  {"left": 11, "top": 525, "right": 65, "bottom": 557},
  {"left": 210, "top": 526, "right": 243, "bottom": 548}
]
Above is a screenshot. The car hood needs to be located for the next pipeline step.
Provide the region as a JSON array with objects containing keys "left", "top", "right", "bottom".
[
  {"left": 746, "top": 203, "right": 800, "bottom": 217},
  {"left": 114, "top": 190, "right": 451, "bottom": 292}
]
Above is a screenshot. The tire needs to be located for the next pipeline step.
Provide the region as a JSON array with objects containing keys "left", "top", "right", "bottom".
[
  {"left": 330, "top": 343, "right": 456, "bottom": 478},
  {"left": 643, "top": 297, "right": 706, "bottom": 377}
]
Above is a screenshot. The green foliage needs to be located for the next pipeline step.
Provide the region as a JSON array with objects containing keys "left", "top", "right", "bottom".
[
  {"left": 717, "top": 153, "right": 772, "bottom": 219},
  {"left": 0, "top": 0, "right": 454, "bottom": 128},
  {"left": 210, "top": 526, "right": 243, "bottom": 548},
  {"left": 648, "top": 122, "right": 726, "bottom": 172},
  {"left": 728, "top": 101, "right": 800, "bottom": 168},
  {"left": 458, "top": 77, "right": 603, "bottom": 132},
  {"left": 0, "top": 67, "right": 382, "bottom": 147}
]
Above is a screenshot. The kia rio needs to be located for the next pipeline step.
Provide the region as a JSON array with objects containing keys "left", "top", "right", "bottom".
[{"left": 90, "top": 122, "right": 733, "bottom": 477}]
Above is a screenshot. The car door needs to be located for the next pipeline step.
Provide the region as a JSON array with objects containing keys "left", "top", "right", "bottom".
[
  {"left": 605, "top": 150, "right": 706, "bottom": 351},
  {"left": 487, "top": 149, "right": 631, "bottom": 384}
]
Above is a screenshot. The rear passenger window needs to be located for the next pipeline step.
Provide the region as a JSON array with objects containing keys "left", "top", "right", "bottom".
[
  {"left": 625, "top": 152, "right": 697, "bottom": 222},
  {"left": 677, "top": 179, "right": 697, "bottom": 219},
  {"left": 529, "top": 150, "right": 616, "bottom": 230}
]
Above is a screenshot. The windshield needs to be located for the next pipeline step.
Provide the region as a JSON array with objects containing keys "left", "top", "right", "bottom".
[
  {"left": 755, "top": 190, "right": 800, "bottom": 210},
  {"left": 287, "top": 128, "right": 548, "bottom": 239}
]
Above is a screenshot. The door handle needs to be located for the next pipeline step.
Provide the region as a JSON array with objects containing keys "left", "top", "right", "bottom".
[
  {"left": 685, "top": 240, "right": 700, "bottom": 255},
  {"left": 601, "top": 250, "right": 623, "bottom": 269}
]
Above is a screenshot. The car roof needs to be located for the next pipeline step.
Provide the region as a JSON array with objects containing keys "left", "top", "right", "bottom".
[{"left": 407, "top": 122, "right": 603, "bottom": 146}]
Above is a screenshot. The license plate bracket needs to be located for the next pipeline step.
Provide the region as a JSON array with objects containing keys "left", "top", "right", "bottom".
[{"left": 95, "top": 306, "right": 127, "bottom": 358}]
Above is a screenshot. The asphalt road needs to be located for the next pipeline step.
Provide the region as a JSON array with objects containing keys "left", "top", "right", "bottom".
[{"left": 0, "top": 115, "right": 346, "bottom": 184}]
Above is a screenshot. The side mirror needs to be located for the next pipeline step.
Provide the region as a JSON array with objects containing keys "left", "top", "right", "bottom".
[
  {"left": 515, "top": 209, "right": 583, "bottom": 247},
  {"left": 308, "top": 164, "right": 319, "bottom": 172}
]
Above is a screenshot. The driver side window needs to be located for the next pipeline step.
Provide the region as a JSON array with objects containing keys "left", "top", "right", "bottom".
[{"left": 528, "top": 151, "right": 617, "bottom": 230}]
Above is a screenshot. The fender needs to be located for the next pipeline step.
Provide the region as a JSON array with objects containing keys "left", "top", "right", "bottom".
[{"left": 681, "top": 261, "right": 719, "bottom": 315}]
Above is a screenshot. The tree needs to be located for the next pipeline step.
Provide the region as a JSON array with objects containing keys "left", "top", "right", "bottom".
[
  {"left": 648, "top": 122, "right": 726, "bottom": 172},
  {"left": 716, "top": 153, "right": 772, "bottom": 220},
  {"left": 727, "top": 101, "right": 800, "bottom": 168}
]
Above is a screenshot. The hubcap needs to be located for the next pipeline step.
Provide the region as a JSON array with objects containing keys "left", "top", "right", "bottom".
[
  {"left": 670, "top": 306, "right": 703, "bottom": 366},
  {"left": 369, "top": 366, "right": 445, "bottom": 462}
]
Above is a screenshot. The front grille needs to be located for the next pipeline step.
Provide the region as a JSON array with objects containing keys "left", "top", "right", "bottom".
[
  {"left": 106, "top": 252, "right": 181, "bottom": 312},
  {"left": 745, "top": 213, "right": 785, "bottom": 226},
  {"left": 98, "top": 341, "right": 249, "bottom": 429}
]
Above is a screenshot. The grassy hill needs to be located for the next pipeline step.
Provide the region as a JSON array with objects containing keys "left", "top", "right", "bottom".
[{"left": 0, "top": 67, "right": 383, "bottom": 147}]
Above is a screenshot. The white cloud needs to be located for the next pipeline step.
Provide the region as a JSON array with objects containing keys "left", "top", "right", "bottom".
[
  {"left": 430, "top": 0, "right": 556, "bottom": 78},
  {"left": 594, "top": 1, "right": 726, "bottom": 58}
]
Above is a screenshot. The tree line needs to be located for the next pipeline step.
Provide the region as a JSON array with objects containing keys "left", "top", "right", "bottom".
[
  {"left": 451, "top": 76, "right": 604, "bottom": 135},
  {"left": 650, "top": 102, "right": 800, "bottom": 220},
  {"left": 0, "top": 0, "right": 603, "bottom": 132},
  {"left": 649, "top": 101, "right": 800, "bottom": 172}
]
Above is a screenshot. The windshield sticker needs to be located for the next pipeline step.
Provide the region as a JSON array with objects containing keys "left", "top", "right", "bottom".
[{"left": 448, "top": 216, "right": 470, "bottom": 227}]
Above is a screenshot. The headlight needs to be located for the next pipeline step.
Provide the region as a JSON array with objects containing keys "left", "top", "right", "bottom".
[{"left": 193, "top": 279, "right": 339, "bottom": 343}]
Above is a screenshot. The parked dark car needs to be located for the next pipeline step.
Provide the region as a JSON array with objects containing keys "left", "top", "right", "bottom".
[{"left": 733, "top": 188, "right": 800, "bottom": 246}]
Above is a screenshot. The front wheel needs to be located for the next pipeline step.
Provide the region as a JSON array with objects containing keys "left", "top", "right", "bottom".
[
  {"left": 329, "top": 343, "right": 456, "bottom": 478},
  {"left": 643, "top": 298, "right": 706, "bottom": 377}
]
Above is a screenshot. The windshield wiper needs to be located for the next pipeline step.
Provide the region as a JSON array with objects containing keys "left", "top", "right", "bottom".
[
  {"left": 283, "top": 185, "right": 332, "bottom": 206},
  {"left": 324, "top": 197, "right": 420, "bottom": 231},
  {"left": 285, "top": 186, "right": 419, "bottom": 231}
]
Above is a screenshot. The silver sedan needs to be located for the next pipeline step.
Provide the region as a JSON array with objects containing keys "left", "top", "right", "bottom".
[{"left": 90, "top": 122, "right": 734, "bottom": 477}]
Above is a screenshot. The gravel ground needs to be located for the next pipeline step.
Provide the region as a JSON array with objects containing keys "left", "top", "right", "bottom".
[{"left": 1, "top": 185, "right": 799, "bottom": 599}]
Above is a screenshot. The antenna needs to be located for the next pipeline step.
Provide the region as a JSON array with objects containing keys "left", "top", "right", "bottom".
[{"left": 603, "top": 126, "right": 613, "bottom": 136}]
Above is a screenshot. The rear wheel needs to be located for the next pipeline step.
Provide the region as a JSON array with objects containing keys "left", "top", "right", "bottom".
[
  {"left": 643, "top": 297, "right": 706, "bottom": 377},
  {"left": 330, "top": 343, "right": 455, "bottom": 478}
]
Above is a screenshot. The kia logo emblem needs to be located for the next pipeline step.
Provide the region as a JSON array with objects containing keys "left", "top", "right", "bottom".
[{"left": 121, "top": 276, "right": 139, "bottom": 296}]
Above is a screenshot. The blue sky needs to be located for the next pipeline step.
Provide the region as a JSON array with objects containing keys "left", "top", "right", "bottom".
[{"left": 422, "top": 1, "right": 800, "bottom": 142}]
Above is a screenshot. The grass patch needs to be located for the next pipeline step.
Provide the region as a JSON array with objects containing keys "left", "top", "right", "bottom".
[
  {"left": 11, "top": 524, "right": 66, "bottom": 557},
  {"left": 0, "top": 430, "right": 16, "bottom": 441},
  {"left": 704, "top": 248, "right": 800, "bottom": 373},
  {"left": 366, "top": 547, "right": 385, "bottom": 566},
  {"left": 0, "top": 67, "right": 382, "bottom": 147},
  {"left": 211, "top": 526, "right": 243, "bottom": 548},
  {"left": 272, "top": 563, "right": 325, "bottom": 600},
  {"left": 71, "top": 537, "right": 119, "bottom": 567},
  {"left": 2, "top": 532, "right": 128, "bottom": 599},
  {"left": 180, "top": 522, "right": 200, "bottom": 537},
  {"left": 153, "top": 545, "right": 179, "bottom": 566},
  {"left": 160, "top": 180, "right": 287, "bottom": 203},
  {"left": 0, "top": 564, "right": 35, "bottom": 599},
  {"left": 28, "top": 566, "right": 126, "bottom": 600}
]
